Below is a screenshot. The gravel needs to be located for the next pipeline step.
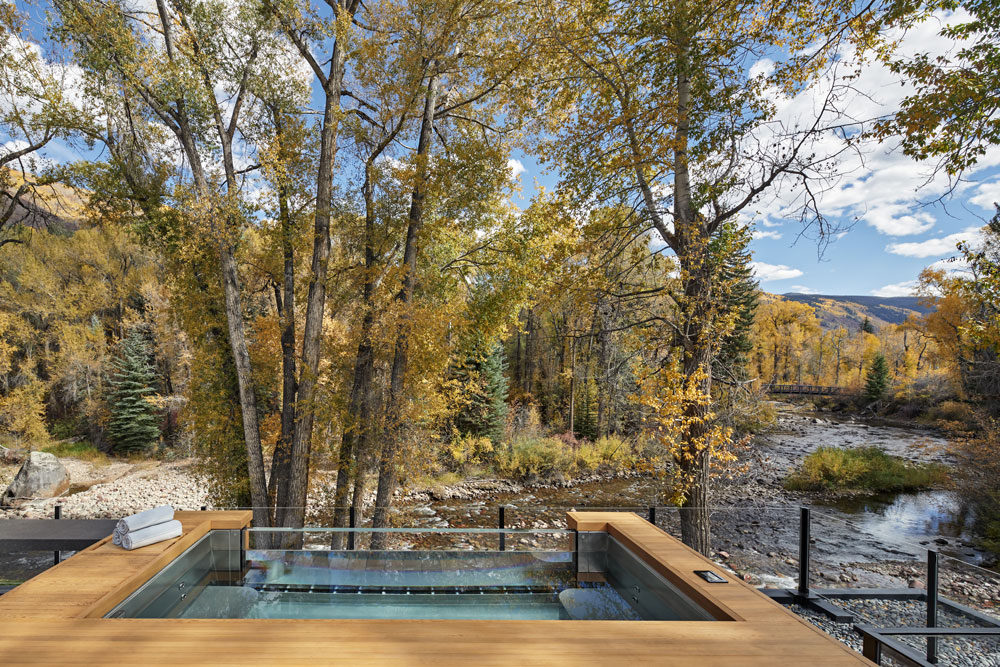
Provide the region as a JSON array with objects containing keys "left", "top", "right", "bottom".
[
  {"left": 1, "top": 460, "right": 209, "bottom": 519},
  {"left": 788, "top": 599, "right": 1000, "bottom": 667}
]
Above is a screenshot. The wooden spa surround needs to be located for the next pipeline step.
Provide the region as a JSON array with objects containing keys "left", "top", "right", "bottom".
[{"left": 0, "top": 510, "right": 872, "bottom": 665}]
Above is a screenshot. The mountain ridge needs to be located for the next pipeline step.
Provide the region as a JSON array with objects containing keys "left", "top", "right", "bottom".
[{"left": 771, "top": 292, "right": 934, "bottom": 331}]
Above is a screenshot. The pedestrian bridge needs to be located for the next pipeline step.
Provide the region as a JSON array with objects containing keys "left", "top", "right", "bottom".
[{"left": 765, "top": 383, "right": 854, "bottom": 396}]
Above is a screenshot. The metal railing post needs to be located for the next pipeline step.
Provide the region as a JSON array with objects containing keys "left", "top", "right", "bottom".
[
  {"left": 572, "top": 528, "right": 579, "bottom": 578},
  {"left": 927, "top": 549, "right": 939, "bottom": 664},
  {"left": 648, "top": 506, "right": 656, "bottom": 526},
  {"left": 499, "top": 505, "right": 506, "bottom": 552},
  {"left": 798, "top": 507, "right": 811, "bottom": 598},
  {"left": 53, "top": 504, "right": 62, "bottom": 565},
  {"left": 348, "top": 506, "right": 356, "bottom": 551},
  {"left": 861, "top": 631, "right": 882, "bottom": 664}
]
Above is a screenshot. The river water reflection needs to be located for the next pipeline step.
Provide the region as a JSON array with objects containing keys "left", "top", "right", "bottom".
[{"left": 819, "top": 490, "right": 987, "bottom": 565}]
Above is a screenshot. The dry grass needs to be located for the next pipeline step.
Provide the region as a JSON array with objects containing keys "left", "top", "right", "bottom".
[{"left": 41, "top": 440, "right": 109, "bottom": 464}]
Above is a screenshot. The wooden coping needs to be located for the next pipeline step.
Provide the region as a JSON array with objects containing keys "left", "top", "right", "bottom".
[{"left": 0, "top": 510, "right": 872, "bottom": 666}]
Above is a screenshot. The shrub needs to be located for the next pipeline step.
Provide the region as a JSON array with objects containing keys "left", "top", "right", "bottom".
[
  {"left": 930, "top": 400, "right": 978, "bottom": 428},
  {"left": 574, "top": 436, "right": 634, "bottom": 471},
  {"left": 950, "top": 416, "right": 1000, "bottom": 553},
  {"left": 493, "top": 434, "right": 638, "bottom": 481},
  {"left": 784, "top": 446, "right": 948, "bottom": 493},
  {"left": 494, "top": 436, "right": 568, "bottom": 480},
  {"left": 442, "top": 433, "right": 494, "bottom": 470},
  {"left": 0, "top": 380, "right": 49, "bottom": 448}
]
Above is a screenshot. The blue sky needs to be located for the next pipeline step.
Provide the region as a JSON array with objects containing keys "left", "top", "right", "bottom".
[{"left": 5, "top": 2, "right": 996, "bottom": 298}]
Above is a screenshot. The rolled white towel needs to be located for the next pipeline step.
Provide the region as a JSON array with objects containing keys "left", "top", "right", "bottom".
[
  {"left": 112, "top": 529, "right": 122, "bottom": 546},
  {"left": 121, "top": 520, "right": 183, "bottom": 551},
  {"left": 116, "top": 505, "right": 174, "bottom": 536}
]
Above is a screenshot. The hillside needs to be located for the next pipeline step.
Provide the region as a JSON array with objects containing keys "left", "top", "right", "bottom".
[
  {"left": 2, "top": 170, "right": 87, "bottom": 234},
  {"left": 777, "top": 293, "right": 934, "bottom": 331}
]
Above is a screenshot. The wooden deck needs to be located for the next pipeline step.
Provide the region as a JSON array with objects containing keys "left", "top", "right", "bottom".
[{"left": 0, "top": 510, "right": 872, "bottom": 665}]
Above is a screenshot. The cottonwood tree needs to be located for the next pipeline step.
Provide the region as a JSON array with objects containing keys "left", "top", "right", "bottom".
[
  {"left": 919, "top": 214, "right": 1000, "bottom": 409},
  {"left": 535, "top": 0, "right": 867, "bottom": 553},
  {"left": 54, "top": 0, "right": 301, "bottom": 531}
]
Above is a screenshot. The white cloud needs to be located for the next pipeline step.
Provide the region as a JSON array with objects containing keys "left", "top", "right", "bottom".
[
  {"left": 885, "top": 226, "right": 983, "bottom": 258},
  {"left": 753, "top": 229, "right": 783, "bottom": 240},
  {"left": 749, "top": 58, "right": 775, "bottom": 79},
  {"left": 788, "top": 285, "right": 819, "bottom": 294},
  {"left": 740, "top": 10, "right": 1000, "bottom": 240},
  {"left": 507, "top": 159, "right": 526, "bottom": 178},
  {"left": 864, "top": 204, "right": 935, "bottom": 236},
  {"left": 751, "top": 261, "right": 803, "bottom": 281},
  {"left": 871, "top": 281, "right": 919, "bottom": 297},
  {"left": 969, "top": 180, "right": 1000, "bottom": 211}
]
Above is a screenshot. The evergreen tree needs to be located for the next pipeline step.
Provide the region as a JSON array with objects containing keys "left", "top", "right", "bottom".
[
  {"left": 573, "top": 376, "right": 598, "bottom": 440},
  {"left": 860, "top": 316, "right": 876, "bottom": 334},
  {"left": 107, "top": 329, "right": 161, "bottom": 453},
  {"left": 864, "top": 352, "right": 890, "bottom": 403},
  {"left": 714, "top": 223, "right": 759, "bottom": 380},
  {"left": 453, "top": 342, "right": 509, "bottom": 445}
]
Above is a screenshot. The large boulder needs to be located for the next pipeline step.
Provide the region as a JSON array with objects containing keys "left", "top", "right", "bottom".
[{"left": 1, "top": 452, "right": 71, "bottom": 506}]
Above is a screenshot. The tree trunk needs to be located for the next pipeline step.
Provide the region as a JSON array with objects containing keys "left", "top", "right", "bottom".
[
  {"left": 671, "top": 21, "right": 712, "bottom": 555},
  {"left": 515, "top": 316, "right": 523, "bottom": 393},
  {"left": 675, "top": 267, "right": 713, "bottom": 555},
  {"left": 568, "top": 336, "right": 576, "bottom": 435},
  {"left": 835, "top": 344, "right": 841, "bottom": 385},
  {"left": 218, "top": 246, "right": 270, "bottom": 530},
  {"left": 597, "top": 314, "right": 608, "bottom": 438},
  {"left": 281, "top": 34, "right": 349, "bottom": 538},
  {"left": 524, "top": 311, "right": 535, "bottom": 396},
  {"left": 331, "top": 166, "right": 378, "bottom": 548},
  {"left": 370, "top": 70, "right": 440, "bottom": 547},
  {"left": 268, "top": 111, "right": 297, "bottom": 527}
]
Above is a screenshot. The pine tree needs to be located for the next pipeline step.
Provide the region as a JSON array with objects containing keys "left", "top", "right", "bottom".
[
  {"left": 107, "top": 329, "right": 161, "bottom": 454},
  {"left": 860, "top": 316, "right": 876, "bottom": 334},
  {"left": 714, "top": 223, "right": 759, "bottom": 380},
  {"left": 573, "top": 376, "right": 598, "bottom": 440},
  {"left": 453, "top": 342, "right": 509, "bottom": 445},
  {"left": 864, "top": 352, "right": 890, "bottom": 403}
]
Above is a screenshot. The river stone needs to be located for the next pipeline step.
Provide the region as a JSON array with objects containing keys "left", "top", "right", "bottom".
[{"left": 1, "top": 452, "right": 71, "bottom": 506}]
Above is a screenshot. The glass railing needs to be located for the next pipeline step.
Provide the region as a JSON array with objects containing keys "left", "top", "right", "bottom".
[{"left": 245, "top": 525, "right": 575, "bottom": 552}]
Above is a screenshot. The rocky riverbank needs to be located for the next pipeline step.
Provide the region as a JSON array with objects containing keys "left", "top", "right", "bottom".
[{"left": 0, "top": 459, "right": 208, "bottom": 519}]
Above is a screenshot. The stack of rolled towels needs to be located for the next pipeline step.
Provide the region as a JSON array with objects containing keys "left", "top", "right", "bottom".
[{"left": 112, "top": 505, "right": 183, "bottom": 551}]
